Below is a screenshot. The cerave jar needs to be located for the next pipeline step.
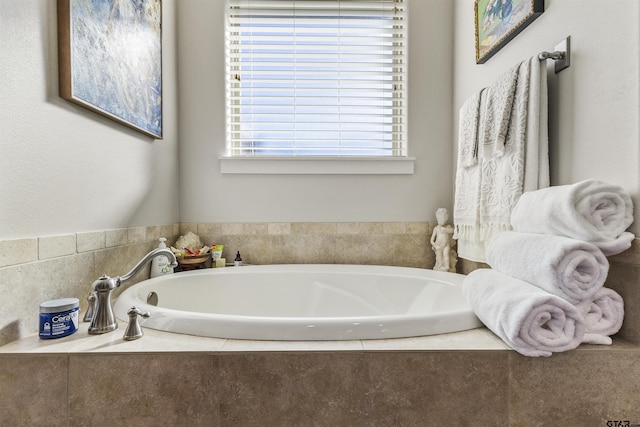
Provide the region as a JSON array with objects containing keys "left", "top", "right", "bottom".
[{"left": 39, "top": 298, "right": 80, "bottom": 339}]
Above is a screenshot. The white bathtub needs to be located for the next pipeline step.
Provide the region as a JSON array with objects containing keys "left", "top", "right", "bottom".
[{"left": 114, "top": 264, "right": 481, "bottom": 341}]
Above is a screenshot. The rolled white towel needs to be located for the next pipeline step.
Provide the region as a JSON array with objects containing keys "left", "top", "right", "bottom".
[
  {"left": 511, "top": 180, "right": 634, "bottom": 256},
  {"left": 576, "top": 287, "right": 624, "bottom": 345},
  {"left": 486, "top": 231, "right": 609, "bottom": 304},
  {"left": 462, "top": 269, "right": 585, "bottom": 357}
]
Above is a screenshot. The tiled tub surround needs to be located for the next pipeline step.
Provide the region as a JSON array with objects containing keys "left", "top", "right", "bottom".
[
  {"left": 0, "top": 221, "right": 434, "bottom": 345},
  {"left": 180, "top": 221, "right": 437, "bottom": 267},
  {"left": 1, "top": 326, "right": 638, "bottom": 425},
  {"left": 1, "top": 224, "right": 639, "bottom": 425},
  {"left": 3, "top": 221, "right": 633, "bottom": 344},
  {"left": 0, "top": 224, "right": 180, "bottom": 345}
]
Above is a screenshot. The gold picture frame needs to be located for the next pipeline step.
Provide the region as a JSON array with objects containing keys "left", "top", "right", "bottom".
[{"left": 475, "top": 0, "right": 544, "bottom": 64}]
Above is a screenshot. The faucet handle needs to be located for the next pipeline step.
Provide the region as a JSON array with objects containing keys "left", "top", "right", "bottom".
[
  {"left": 123, "top": 306, "right": 150, "bottom": 341},
  {"left": 83, "top": 292, "right": 97, "bottom": 322}
]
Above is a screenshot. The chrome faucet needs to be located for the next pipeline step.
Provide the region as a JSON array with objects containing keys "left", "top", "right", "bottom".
[{"left": 87, "top": 247, "right": 177, "bottom": 334}]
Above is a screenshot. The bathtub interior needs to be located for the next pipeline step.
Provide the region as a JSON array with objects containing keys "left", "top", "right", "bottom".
[{"left": 130, "top": 269, "right": 467, "bottom": 318}]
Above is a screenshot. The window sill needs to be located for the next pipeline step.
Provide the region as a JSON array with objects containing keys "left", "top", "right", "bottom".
[{"left": 219, "top": 156, "right": 415, "bottom": 175}]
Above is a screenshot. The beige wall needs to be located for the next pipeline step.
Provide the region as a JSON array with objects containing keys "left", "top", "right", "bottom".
[
  {"left": 176, "top": 0, "right": 456, "bottom": 224},
  {"left": 0, "top": 0, "right": 180, "bottom": 240},
  {"left": 3, "top": 0, "right": 636, "bottom": 240}
]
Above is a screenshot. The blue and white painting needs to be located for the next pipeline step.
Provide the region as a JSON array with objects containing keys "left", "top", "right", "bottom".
[{"left": 68, "top": 0, "right": 162, "bottom": 138}]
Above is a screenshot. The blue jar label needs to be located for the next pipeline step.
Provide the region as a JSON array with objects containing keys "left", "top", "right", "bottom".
[{"left": 39, "top": 306, "right": 80, "bottom": 339}]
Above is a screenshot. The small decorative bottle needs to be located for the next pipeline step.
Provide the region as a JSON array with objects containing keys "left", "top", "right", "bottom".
[
  {"left": 150, "top": 238, "right": 174, "bottom": 278},
  {"left": 234, "top": 251, "right": 243, "bottom": 267}
]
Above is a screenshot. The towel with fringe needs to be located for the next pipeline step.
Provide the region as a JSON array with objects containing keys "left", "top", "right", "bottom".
[
  {"left": 486, "top": 231, "right": 609, "bottom": 304},
  {"left": 453, "top": 90, "right": 484, "bottom": 255},
  {"left": 510, "top": 179, "right": 635, "bottom": 256},
  {"left": 454, "top": 56, "right": 549, "bottom": 262},
  {"left": 462, "top": 269, "right": 585, "bottom": 357},
  {"left": 576, "top": 287, "right": 624, "bottom": 345}
]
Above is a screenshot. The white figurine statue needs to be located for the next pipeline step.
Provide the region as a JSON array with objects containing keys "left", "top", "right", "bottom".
[{"left": 430, "top": 208, "right": 458, "bottom": 272}]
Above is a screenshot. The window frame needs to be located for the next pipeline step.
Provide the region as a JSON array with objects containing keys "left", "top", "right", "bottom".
[{"left": 222, "top": 0, "right": 413, "bottom": 174}]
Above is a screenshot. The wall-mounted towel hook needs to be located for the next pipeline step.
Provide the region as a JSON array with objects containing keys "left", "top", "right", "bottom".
[
  {"left": 538, "top": 51, "right": 564, "bottom": 61},
  {"left": 538, "top": 36, "right": 571, "bottom": 74}
]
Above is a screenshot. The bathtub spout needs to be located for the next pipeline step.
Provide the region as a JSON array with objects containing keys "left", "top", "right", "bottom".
[
  {"left": 119, "top": 247, "right": 178, "bottom": 285},
  {"left": 88, "top": 248, "right": 177, "bottom": 335}
]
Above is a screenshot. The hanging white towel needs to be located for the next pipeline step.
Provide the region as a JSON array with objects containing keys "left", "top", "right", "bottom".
[
  {"left": 486, "top": 231, "right": 609, "bottom": 304},
  {"left": 523, "top": 55, "right": 550, "bottom": 190},
  {"left": 481, "top": 64, "right": 519, "bottom": 160},
  {"left": 455, "top": 56, "right": 550, "bottom": 262},
  {"left": 576, "top": 287, "right": 624, "bottom": 345},
  {"left": 455, "top": 65, "right": 521, "bottom": 262},
  {"left": 462, "top": 269, "right": 585, "bottom": 357},
  {"left": 511, "top": 179, "right": 635, "bottom": 256},
  {"left": 457, "top": 89, "right": 483, "bottom": 168},
  {"left": 453, "top": 90, "right": 486, "bottom": 261}
]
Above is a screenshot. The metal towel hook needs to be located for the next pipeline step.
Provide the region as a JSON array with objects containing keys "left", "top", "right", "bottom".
[{"left": 538, "top": 36, "right": 571, "bottom": 74}]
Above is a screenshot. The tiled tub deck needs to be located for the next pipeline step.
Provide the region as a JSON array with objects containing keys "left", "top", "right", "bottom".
[{"left": 1, "top": 325, "right": 638, "bottom": 426}]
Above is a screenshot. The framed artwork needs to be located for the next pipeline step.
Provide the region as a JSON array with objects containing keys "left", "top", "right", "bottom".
[
  {"left": 475, "top": 0, "right": 544, "bottom": 64},
  {"left": 57, "top": 0, "right": 163, "bottom": 139}
]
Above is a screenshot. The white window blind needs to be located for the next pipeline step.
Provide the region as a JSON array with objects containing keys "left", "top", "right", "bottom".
[{"left": 225, "top": 0, "right": 407, "bottom": 157}]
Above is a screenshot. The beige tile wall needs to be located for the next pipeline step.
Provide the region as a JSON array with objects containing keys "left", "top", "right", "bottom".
[
  {"left": 0, "top": 222, "right": 435, "bottom": 346},
  {"left": 179, "top": 221, "right": 435, "bottom": 268},
  {"left": 0, "top": 224, "right": 179, "bottom": 346},
  {"left": 2, "top": 224, "right": 638, "bottom": 346},
  {"left": 606, "top": 238, "right": 640, "bottom": 344},
  {"left": 1, "top": 347, "right": 638, "bottom": 426}
]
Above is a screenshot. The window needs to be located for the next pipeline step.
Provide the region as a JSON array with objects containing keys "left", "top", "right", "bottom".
[{"left": 225, "top": 0, "right": 407, "bottom": 157}]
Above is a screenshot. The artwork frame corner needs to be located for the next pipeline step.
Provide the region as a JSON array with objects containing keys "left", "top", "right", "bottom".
[
  {"left": 57, "top": 0, "right": 164, "bottom": 139},
  {"left": 474, "top": 0, "right": 544, "bottom": 64}
]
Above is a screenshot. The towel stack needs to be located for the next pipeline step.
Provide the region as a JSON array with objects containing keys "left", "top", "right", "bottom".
[{"left": 462, "top": 180, "right": 634, "bottom": 357}]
